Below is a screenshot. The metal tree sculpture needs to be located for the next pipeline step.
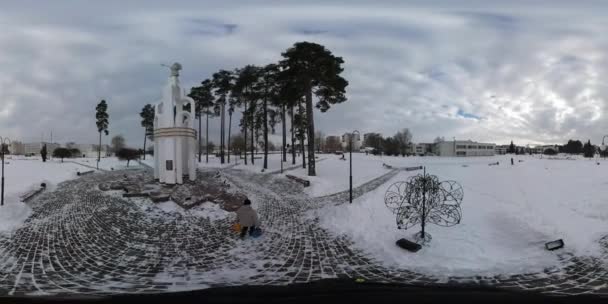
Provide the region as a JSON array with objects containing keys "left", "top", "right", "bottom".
[{"left": 384, "top": 168, "right": 463, "bottom": 244}]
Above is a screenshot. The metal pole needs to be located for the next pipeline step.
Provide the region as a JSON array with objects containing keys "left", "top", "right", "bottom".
[
  {"left": 0, "top": 137, "right": 6, "bottom": 207},
  {"left": 349, "top": 135, "right": 353, "bottom": 203},
  {"left": 602, "top": 136, "right": 608, "bottom": 159},
  {"left": 1, "top": 147, "right": 4, "bottom": 206},
  {"left": 421, "top": 166, "right": 426, "bottom": 238},
  {"left": 349, "top": 130, "right": 359, "bottom": 204}
]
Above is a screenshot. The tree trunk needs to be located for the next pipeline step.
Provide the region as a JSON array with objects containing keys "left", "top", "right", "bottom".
[
  {"left": 250, "top": 102, "right": 255, "bottom": 165},
  {"left": 263, "top": 97, "right": 268, "bottom": 170},
  {"left": 305, "top": 83, "right": 316, "bottom": 176},
  {"left": 301, "top": 135, "right": 306, "bottom": 169},
  {"left": 227, "top": 112, "right": 232, "bottom": 163},
  {"left": 97, "top": 131, "right": 101, "bottom": 169},
  {"left": 220, "top": 103, "right": 225, "bottom": 164},
  {"left": 290, "top": 106, "right": 296, "bottom": 165},
  {"left": 142, "top": 129, "right": 147, "bottom": 160},
  {"left": 206, "top": 110, "right": 209, "bottom": 163},
  {"left": 198, "top": 112, "right": 202, "bottom": 162},
  {"left": 244, "top": 102, "right": 248, "bottom": 165},
  {"left": 299, "top": 103, "right": 306, "bottom": 169},
  {"left": 282, "top": 105, "right": 287, "bottom": 162}
]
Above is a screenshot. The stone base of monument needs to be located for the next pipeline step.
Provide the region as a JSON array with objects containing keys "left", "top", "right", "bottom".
[{"left": 97, "top": 170, "right": 247, "bottom": 212}]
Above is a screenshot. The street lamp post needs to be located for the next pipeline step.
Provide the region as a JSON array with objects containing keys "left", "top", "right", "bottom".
[
  {"left": 601, "top": 136, "right": 608, "bottom": 159},
  {"left": 0, "top": 137, "right": 10, "bottom": 206},
  {"left": 349, "top": 130, "right": 360, "bottom": 204}
]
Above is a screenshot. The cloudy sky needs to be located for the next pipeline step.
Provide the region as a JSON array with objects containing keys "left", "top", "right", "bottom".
[{"left": 1, "top": 0, "right": 607, "bottom": 147}]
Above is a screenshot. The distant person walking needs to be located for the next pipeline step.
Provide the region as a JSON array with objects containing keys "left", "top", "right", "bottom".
[{"left": 236, "top": 199, "right": 260, "bottom": 238}]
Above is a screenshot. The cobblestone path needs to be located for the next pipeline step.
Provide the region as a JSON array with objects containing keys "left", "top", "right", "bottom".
[{"left": 0, "top": 168, "right": 606, "bottom": 296}]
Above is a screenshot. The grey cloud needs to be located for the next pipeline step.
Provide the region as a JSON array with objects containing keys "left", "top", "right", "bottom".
[{"left": 1, "top": 1, "right": 608, "bottom": 147}]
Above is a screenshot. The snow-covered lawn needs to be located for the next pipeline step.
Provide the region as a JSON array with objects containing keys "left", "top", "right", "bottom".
[
  {"left": 288, "top": 153, "right": 392, "bottom": 197},
  {"left": 197, "top": 152, "right": 305, "bottom": 173},
  {"left": 69, "top": 157, "right": 145, "bottom": 171},
  {"left": 0, "top": 157, "right": 84, "bottom": 232},
  {"left": 112, "top": 192, "right": 233, "bottom": 222},
  {"left": 314, "top": 154, "right": 608, "bottom": 277}
]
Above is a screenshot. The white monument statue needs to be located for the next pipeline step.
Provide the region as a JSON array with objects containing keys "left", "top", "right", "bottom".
[{"left": 153, "top": 63, "right": 197, "bottom": 184}]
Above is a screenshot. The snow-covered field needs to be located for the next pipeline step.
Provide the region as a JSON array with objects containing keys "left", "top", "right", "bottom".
[
  {"left": 196, "top": 152, "right": 392, "bottom": 196},
  {"left": 69, "top": 157, "right": 145, "bottom": 171},
  {"left": 0, "top": 157, "right": 84, "bottom": 232},
  {"left": 196, "top": 152, "right": 299, "bottom": 173},
  {"left": 6, "top": 152, "right": 608, "bottom": 279},
  {"left": 289, "top": 154, "right": 391, "bottom": 196},
  {"left": 314, "top": 154, "right": 608, "bottom": 277}
]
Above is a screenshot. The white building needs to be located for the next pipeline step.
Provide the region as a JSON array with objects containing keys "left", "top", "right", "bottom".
[
  {"left": 9, "top": 141, "right": 25, "bottom": 155},
  {"left": 433, "top": 140, "right": 495, "bottom": 157},
  {"left": 153, "top": 63, "right": 196, "bottom": 184},
  {"left": 23, "top": 142, "right": 59, "bottom": 156},
  {"left": 76, "top": 144, "right": 111, "bottom": 158},
  {"left": 340, "top": 132, "right": 362, "bottom": 151},
  {"left": 495, "top": 145, "right": 509, "bottom": 155},
  {"left": 413, "top": 143, "right": 433, "bottom": 155}
]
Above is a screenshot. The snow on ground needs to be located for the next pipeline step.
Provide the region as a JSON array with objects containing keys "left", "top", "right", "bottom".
[
  {"left": 0, "top": 157, "right": 83, "bottom": 232},
  {"left": 119, "top": 194, "right": 233, "bottom": 222},
  {"left": 289, "top": 153, "right": 392, "bottom": 197},
  {"left": 69, "top": 157, "right": 145, "bottom": 171},
  {"left": 197, "top": 152, "right": 300, "bottom": 173},
  {"left": 314, "top": 154, "right": 608, "bottom": 277}
]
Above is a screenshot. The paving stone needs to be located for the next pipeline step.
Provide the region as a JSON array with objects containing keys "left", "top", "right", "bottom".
[{"left": 0, "top": 167, "right": 605, "bottom": 296}]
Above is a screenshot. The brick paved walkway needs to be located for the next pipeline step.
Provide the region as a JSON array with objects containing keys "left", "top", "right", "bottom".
[{"left": 0, "top": 168, "right": 606, "bottom": 296}]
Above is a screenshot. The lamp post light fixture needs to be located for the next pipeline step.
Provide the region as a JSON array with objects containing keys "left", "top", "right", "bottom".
[
  {"left": 0, "top": 136, "right": 11, "bottom": 206},
  {"left": 349, "top": 130, "right": 360, "bottom": 204}
]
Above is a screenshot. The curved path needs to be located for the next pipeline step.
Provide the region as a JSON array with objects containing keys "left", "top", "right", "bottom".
[{"left": 0, "top": 168, "right": 606, "bottom": 296}]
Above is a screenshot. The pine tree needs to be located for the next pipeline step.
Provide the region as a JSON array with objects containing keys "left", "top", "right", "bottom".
[
  {"left": 233, "top": 65, "right": 261, "bottom": 165},
  {"left": 41, "top": 144, "right": 47, "bottom": 162},
  {"left": 189, "top": 79, "right": 215, "bottom": 163},
  {"left": 211, "top": 70, "right": 235, "bottom": 164},
  {"left": 95, "top": 99, "right": 109, "bottom": 169},
  {"left": 280, "top": 42, "right": 348, "bottom": 176},
  {"left": 509, "top": 141, "right": 515, "bottom": 154},
  {"left": 256, "top": 64, "right": 280, "bottom": 170},
  {"left": 139, "top": 104, "right": 154, "bottom": 160},
  {"left": 583, "top": 140, "right": 595, "bottom": 158}
]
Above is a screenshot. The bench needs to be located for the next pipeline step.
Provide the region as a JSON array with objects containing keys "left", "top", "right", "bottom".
[
  {"left": 77, "top": 170, "right": 94, "bottom": 176},
  {"left": 122, "top": 193, "right": 150, "bottom": 198},
  {"left": 488, "top": 162, "right": 499, "bottom": 166},
  {"left": 286, "top": 175, "right": 310, "bottom": 187},
  {"left": 150, "top": 193, "right": 171, "bottom": 203},
  {"left": 20, "top": 184, "right": 47, "bottom": 203},
  {"left": 404, "top": 166, "right": 423, "bottom": 171},
  {"left": 382, "top": 163, "right": 393, "bottom": 169}
]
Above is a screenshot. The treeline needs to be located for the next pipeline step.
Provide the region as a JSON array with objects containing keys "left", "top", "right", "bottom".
[
  {"left": 361, "top": 129, "right": 413, "bottom": 156},
  {"left": 182, "top": 41, "right": 348, "bottom": 176},
  {"left": 508, "top": 139, "right": 598, "bottom": 158}
]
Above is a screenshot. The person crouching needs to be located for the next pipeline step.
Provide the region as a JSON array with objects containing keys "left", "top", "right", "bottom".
[{"left": 236, "top": 199, "right": 260, "bottom": 238}]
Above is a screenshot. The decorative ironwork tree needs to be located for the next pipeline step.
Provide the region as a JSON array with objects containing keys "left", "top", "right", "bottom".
[{"left": 384, "top": 168, "right": 463, "bottom": 244}]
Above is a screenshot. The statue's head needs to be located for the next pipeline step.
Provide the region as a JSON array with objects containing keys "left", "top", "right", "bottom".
[{"left": 170, "top": 62, "right": 182, "bottom": 76}]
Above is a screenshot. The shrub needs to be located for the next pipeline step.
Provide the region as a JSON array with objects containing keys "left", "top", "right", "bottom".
[
  {"left": 53, "top": 148, "right": 72, "bottom": 162},
  {"left": 116, "top": 148, "right": 140, "bottom": 167},
  {"left": 543, "top": 148, "right": 557, "bottom": 155}
]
